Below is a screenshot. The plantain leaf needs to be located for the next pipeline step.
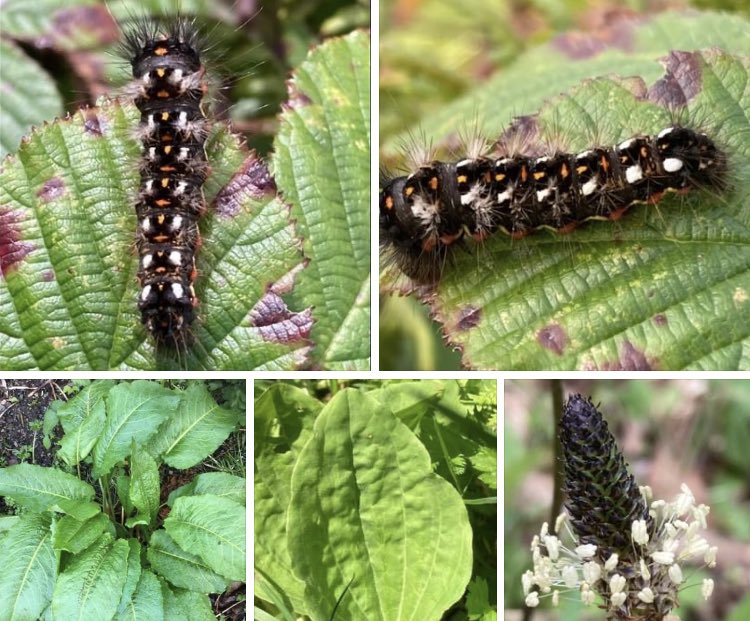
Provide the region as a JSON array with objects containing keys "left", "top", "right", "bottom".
[
  {"left": 147, "top": 530, "right": 228, "bottom": 594},
  {"left": 57, "top": 400, "right": 107, "bottom": 466},
  {"left": 0, "top": 514, "right": 56, "bottom": 621},
  {"left": 160, "top": 581, "right": 215, "bottom": 621},
  {"left": 167, "top": 472, "right": 245, "bottom": 507},
  {"left": 126, "top": 442, "right": 160, "bottom": 528},
  {"left": 92, "top": 381, "right": 179, "bottom": 478},
  {"left": 0, "top": 463, "right": 97, "bottom": 520},
  {"left": 52, "top": 513, "right": 113, "bottom": 554},
  {"left": 164, "top": 495, "right": 245, "bottom": 582},
  {"left": 147, "top": 382, "right": 240, "bottom": 469},
  {"left": 115, "top": 539, "right": 142, "bottom": 620},
  {"left": 381, "top": 11, "right": 750, "bottom": 371},
  {"left": 253, "top": 383, "right": 321, "bottom": 614},
  {"left": 287, "top": 389, "right": 473, "bottom": 621},
  {"left": 51, "top": 534, "right": 130, "bottom": 621},
  {"left": 273, "top": 30, "right": 371, "bottom": 370},
  {"left": 115, "top": 570, "right": 163, "bottom": 621}
]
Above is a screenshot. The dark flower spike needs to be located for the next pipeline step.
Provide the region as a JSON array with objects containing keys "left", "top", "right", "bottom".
[
  {"left": 560, "top": 394, "right": 652, "bottom": 557},
  {"left": 523, "top": 393, "right": 717, "bottom": 620}
]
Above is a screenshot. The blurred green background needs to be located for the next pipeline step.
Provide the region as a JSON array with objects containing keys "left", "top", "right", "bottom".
[
  {"left": 379, "top": 0, "right": 750, "bottom": 371},
  {"left": 504, "top": 379, "right": 750, "bottom": 621}
]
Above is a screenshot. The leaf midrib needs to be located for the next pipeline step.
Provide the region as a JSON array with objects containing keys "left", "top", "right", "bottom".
[{"left": 9, "top": 528, "right": 51, "bottom": 621}]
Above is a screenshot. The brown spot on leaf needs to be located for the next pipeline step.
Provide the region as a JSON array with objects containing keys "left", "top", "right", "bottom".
[
  {"left": 214, "top": 153, "right": 277, "bottom": 217},
  {"left": 598, "top": 340, "right": 654, "bottom": 371},
  {"left": 83, "top": 110, "right": 103, "bottom": 136},
  {"left": 552, "top": 10, "right": 637, "bottom": 59},
  {"left": 250, "top": 291, "right": 313, "bottom": 344},
  {"left": 0, "top": 208, "right": 34, "bottom": 276},
  {"left": 648, "top": 50, "right": 702, "bottom": 108},
  {"left": 653, "top": 314, "right": 667, "bottom": 326},
  {"left": 285, "top": 80, "right": 313, "bottom": 109},
  {"left": 42, "top": 270, "right": 55, "bottom": 282},
  {"left": 495, "top": 115, "right": 543, "bottom": 157},
  {"left": 456, "top": 305, "right": 481, "bottom": 331},
  {"left": 37, "top": 177, "right": 66, "bottom": 202},
  {"left": 537, "top": 323, "right": 568, "bottom": 356}
]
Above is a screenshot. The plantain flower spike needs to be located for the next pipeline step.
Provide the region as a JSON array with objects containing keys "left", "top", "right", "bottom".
[{"left": 522, "top": 394, "right": 717, "bottom": 620}]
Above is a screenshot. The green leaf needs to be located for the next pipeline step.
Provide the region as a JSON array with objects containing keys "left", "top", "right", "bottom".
[
  {"left": 56, "top": 381, "right": 115, "bottom": 434},
  {"left": 115, "top": 540, "right": 142, "bottom": 620},
  {"left": 164, "top": 495, "right": 245, "bottom": 582},
  {"left": 147, "top": 530, "right": 228, "bottom": 593},
  {"left": 92, "top": 381, "right": 179, "bottom": 477},
  {"left": 254, "top": 383, "right": 321, "bottom": 613},
  {"left": 0, "top": 515, "right": 20, "bottom": 535},
  {"left": 0, "top": 514, "right": 56, "bottom": 621},
  {"left": 127, "top": 442, "right": 160, "bottom": 527},
  {"left": 383, "top": 11, "right": 750, "bottom": 155},
  {"left": 384, "top": 44, "right": 750, "bottom": 370},
  {"left": 287, "top": 389, "right": 473, "bottom": 621},
  {"left": 52, "top": 513, "right": 112, "bottom": 554},
  {"left": 167, "top": 472, "right": 246, "bottom": 506},
  {"left": 0, "top": 38, "right": 63, "bottom": 158},
  {"left": 58, "top": 398, "right": 107, "bottom": 466},
  {"left": 115, "top": 570, "right": 163, "bottom": 621},
  {"left": 115, "top": 475, "right": 134, "bottom": 515},
  {"left": 51, "top": 534, "right": 130, "bottom": 621},
  {"left": 273, "top": 31, "right": 371, "bottom": 370},
  {"left": 160, "top": 582, "right": 215, "bottom": 621},
  {"left": 0, "top": 463, "right": 96, "bottom": 519},
  {"left": 147, "top": 383, "right": 240, "bottom": 469},
  {"left": 0, "top": 99, "right": 309, "bottom": 371}
]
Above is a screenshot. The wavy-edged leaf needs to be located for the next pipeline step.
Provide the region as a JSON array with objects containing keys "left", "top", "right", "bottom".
[
  {"left": 52, "top": 513, "right": 112, "bottom": 554},
  {"left": 254, "top": 383, "right": 321, "bottom": 613},
  {"left": 92, "top": 381, "right": 179, "bottom": 478},
  {"left": 126, "top": 442, "right": 159, "bottom": 527},
  {"left": 115, "top": 570, "right": 163, "bottom": 621},
  {"left": 382, "top": 16, "right": 750, "bottom": 370},
  {"left": 0, "top": 38, "right": 63, "bottom": 158},
  {"left": 160, "top": 582, "right": 215, "bottom": 621},
  {"left": 51, "top": 534, "right": 130, "bottom": 621},
  {"left": 287, "top": 389, "right": 473, "bottom": 621},
  {"left": 164, "top": 495, "right": 245, "bottom": 582},
  {"left": 147, "top": 382, "right": 240, "bottom": 469},
  {"left": 0, "top": 99, "right": 309, "bottom": 371},
  {"left": 167, "top": 472, "right": 245, "bottom": 507},
  {"left": 147, "top": 530, "right": 228, "bottom": 593},
  {"left": 273, "top": 30, "right": 371, "bottom": 370},
  {"left": 0, "top": 463, "right": 96, "bottom": 519},
  {"left": 0, "top": 514, "right": 56, "bottom": 621}
]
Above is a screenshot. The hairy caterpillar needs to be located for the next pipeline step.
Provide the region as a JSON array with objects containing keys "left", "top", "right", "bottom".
[
  {"left": 380, "top": 123, "right": 728, "bottom": 284},
  {"left": 118, "top": 16, "right": 209, "bottom": 348}
]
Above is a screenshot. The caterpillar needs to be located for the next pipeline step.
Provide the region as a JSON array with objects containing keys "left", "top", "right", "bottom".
[
  {"left": 380, "top": 123, "right": 728, "bottom": 284},
  {"left": 120, "top": 17, "right": 209, "bottom": 348}
]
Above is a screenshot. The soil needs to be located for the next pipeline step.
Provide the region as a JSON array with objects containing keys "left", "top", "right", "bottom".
[
  {"left": 0, "top": 378, "right": 246, "bottom": 621},
  {"left": 0, "top": 379, "right": 68, "bottom": 502}
]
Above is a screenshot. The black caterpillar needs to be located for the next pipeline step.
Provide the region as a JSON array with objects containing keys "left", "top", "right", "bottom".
[
  {"left": 121, "top": 18, "right": 209, "bottom": 346},
  {"left": 380, "top": 125, "right": 727, "bottom": 284}
]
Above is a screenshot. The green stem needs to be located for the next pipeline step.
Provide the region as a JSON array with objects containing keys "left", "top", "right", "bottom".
[
  {"left": 99, "top": 474, "right": 114, "bottom": 520},
  {"left": 550, "top": 380, "right": 564, "bottom": 528}
]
